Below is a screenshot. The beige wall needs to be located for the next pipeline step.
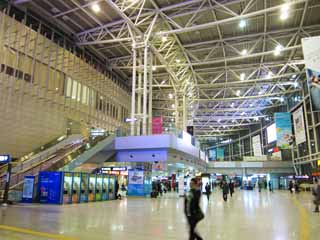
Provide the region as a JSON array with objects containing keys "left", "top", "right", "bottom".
[{"left": 0, "top": 12, "right": 130, "bottom": 158}]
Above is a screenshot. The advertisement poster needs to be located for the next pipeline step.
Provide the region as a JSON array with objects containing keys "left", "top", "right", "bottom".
[
  {"left": 302, "top": 37, "right": 320, "bottom": 112},
  {"left": 252, "top": 135, "right": 262, "bottom": 157},
  {"left": 128, "top": 170, "right": 144, "bottom": 185},
  {"left": 274, "top": 112, "right": 293, "bottom": 149},
  {"left": 152, "top": 117, "right": 163, "bottom": 134},
  {"left": 293, "top": 107, "right": 306, "bottom": 145},
  {"left": 38, "top": 172, "right": 63, "bottom": 204},
  {"left": 217, "top": 148, "right": 224, "bottom": 161},
  {"left": 208, "top": 148, "right": 217, "bottom": 161},
  {"left": 22, "top": 176, "right": 35, "bottom": 203}
]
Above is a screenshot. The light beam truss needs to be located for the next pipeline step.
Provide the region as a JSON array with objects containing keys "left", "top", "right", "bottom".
[{"left": 11, "top": 0, "right": 320, "bottom": 142}]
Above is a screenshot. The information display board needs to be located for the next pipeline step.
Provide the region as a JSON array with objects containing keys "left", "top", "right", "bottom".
[{"left": 22, "top": 176, "right": 35, "bottom": 203}]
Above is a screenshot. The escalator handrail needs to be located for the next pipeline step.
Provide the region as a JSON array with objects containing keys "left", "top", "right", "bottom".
[{"left": 0, "top": 143, "right": 83, "bottom": 188}]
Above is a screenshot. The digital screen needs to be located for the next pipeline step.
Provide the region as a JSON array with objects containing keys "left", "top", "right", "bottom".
[{"left": 267, "top": 123, "right": 277, "bottom": 143}]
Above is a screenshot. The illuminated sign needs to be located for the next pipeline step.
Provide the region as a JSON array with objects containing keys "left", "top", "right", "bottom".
[
  {"left": 318, "top": 160, "right": 320, "bottom": 167},
  {"left": 0, "top": 155, "right": 10, "bottom": 163},
  {"left": 101, "top": 167, "right": 127, "bottom": 172},
  {"left": 124, "top": 118, "right": 137, "bottom": 123}
]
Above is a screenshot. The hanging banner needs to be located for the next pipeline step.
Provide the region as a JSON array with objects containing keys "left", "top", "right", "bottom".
[
  {"left": 208, "top": 148, "right": 217, "bottom": 161},
  {"left": 252, "top": 135, "right": 262, "bottom": 157},
  {"left": 152, "top": 117, "right": 163, "bottom": 134},
  {"left": 292, "top": 107, "right": 306, "bottom": 145},
  {"left": 217, "top": 148, "right": 224, "bottom": 161},
  {"left": 274, "top": 112, "right": 293, "bottom": 149},
  {"left": 302, "top": 36, "right": 320, "bottom": 112}
]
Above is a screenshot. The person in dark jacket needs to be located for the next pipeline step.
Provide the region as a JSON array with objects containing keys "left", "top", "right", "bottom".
[
  {"left": 268, "top": 181, "right": 273, "bottom": 192},
  {"left": 229, "top": 181, "right": 235, "bottom": 197},
  {"left": 222, "top": 180, "right": 229, "bottom": 202},
  {"left": 289, "top": 181, "right": 294, "bottom": 194},
  {"left": 205, "top": 183, "right": 211, "bottom": 201},
  {"left": 312, "top": 178, "right": 320, "bottom": 212},
  {"left": 184, "top": 178, "right": 204, "bottom": 240}
]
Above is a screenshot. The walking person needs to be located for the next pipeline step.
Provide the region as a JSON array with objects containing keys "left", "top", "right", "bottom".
[
  {"left": 289, "top": 180, "right": 294, "bottom": 194},
  {"left": 258, "top": 179, "right": 262, "bottom": 193},
  {"left": 205, "top": 183, "right": 211, "bottom": 201},
  {"left": 312, "top": 178, "right": 320, "bottom": 213},
  {"left": 229, "top": 181, "right": 235, "bottom": 197},
  {"left": 268, "top": 181, "right": 273, "bottom": 192},
  {"left": 184, "top": 178, "right": 204, "bottom": 240},
  {"left": 222, "top": 180, "right": 229, "bottom": 202}
]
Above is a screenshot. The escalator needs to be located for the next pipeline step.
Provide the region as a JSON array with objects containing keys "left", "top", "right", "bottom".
[
  {"left": 0, "top": 135, "right": 116, "bottom": 202},
  {"left": 0, "top": 134, "right": 83, "bottom": 177}
]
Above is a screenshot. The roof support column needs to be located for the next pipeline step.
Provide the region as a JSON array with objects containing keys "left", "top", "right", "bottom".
[
  {"left": 148, "top": 51, "right": 153, "bottom": 135},
  {"left": 130, "top": 44, "right": 137, "bottom": 136},
  {"left": 142, "top": 44, "right": 149, "bottom": 135}
]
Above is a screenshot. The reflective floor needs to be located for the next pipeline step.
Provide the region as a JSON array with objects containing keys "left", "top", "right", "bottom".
[{"left": 0, "top": 190, "right": 320, "bottom": 240}]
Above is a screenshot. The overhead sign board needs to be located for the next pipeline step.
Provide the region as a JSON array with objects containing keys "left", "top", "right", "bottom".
[{"left": 0, "top": 155, "right": 11, "bottom": 163}]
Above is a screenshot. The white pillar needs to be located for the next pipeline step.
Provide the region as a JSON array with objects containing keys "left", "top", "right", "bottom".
[
  {"left": 130, "top": 46, "right": 137, "bottom": 136},
  {"left": 148, "top": 52, "right": 153, "bottom": 135},
  {"left": 142, "top": 45, "right": 148, "bottom": 135}
]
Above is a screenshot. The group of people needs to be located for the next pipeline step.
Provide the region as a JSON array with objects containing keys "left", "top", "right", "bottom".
[{"left": 203, "top": 180, "right": 235, "bottom": 202}]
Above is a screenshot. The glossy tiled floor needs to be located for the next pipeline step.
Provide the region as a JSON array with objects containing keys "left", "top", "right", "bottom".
[{"left": 0, "top": 190, "right": 320, "bottom": 240}]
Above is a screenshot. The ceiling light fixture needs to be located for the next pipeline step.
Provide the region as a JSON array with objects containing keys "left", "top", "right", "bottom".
[
  {"left": 91, "top": 3, "right": 101, "bottom": 13},
  {"left": 168, "top": 93, "right": 173, "bottom": 99},
  {"left": 236, "top": 90, "right": 241, "bottom": 96},
  {"left": 239, "top": 19, "right": 246, "bottom": 28},
  {"left": 152, "top": 66, "right": 157, "bottom": 71},
  {"left": 240, "top": 73, "right": 246, "bottom": 81},
  {"left": 171, "top": 104, "right": 175, "bottom": 108},
  {"left": 274, "top": 45, "right": 283, "bottom": 56},
  {"left": 280, "top": 4, "right": 290, "bottom": 20},
  {"left": 176, "top": 59, "right": 181, "bottom": 63},
  {"left": 266, "top": 71, "right": 273, "bottom": 79},
  {"left": 241, "top": 49, "right": 248, "bottom": 56},
  {"left": 161, "top": 35, "right": 168, "bottom": 42}
]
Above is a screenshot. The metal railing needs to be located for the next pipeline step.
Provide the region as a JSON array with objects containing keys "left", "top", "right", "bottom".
[{"left": 0, "top": 142, "right": 83, "bottom": 190}]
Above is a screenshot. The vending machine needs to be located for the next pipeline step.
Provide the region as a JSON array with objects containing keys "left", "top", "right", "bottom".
[
  {"left": 95, "top": 174, "right": 103, "bottom": 201},
  {"left": 88, "top": 174, "right": 96, "bottom": 202},
  {"left": 80, "top": 173, "right": 89, "bottom": 203},
  {"left": 102, "top": 175, "right": 109, "bottom": 200},
  {"left": 72, "top": 173, "right": 81, "bottom": 203},
  {"left": 63, "top": 173, "right": 73, "bottom": 204}
]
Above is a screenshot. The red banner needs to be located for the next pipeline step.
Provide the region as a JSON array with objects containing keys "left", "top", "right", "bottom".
[{"left": 152, "top": 116, "right": 163, "bottom": 134}]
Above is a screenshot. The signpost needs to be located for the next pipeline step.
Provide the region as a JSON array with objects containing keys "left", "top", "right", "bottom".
[{"left": 1, "top": 155, "right": 11, "bottom": 206}]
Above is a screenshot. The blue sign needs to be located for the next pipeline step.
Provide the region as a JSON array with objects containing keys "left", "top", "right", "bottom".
[
  {"left": 274, "top": 112, "right": 293, "bottom": 149},
  {"left": 217, "top": 148, "right": 225, "bottom": 161},
  {"left": 22, "top": 176, "right": 35, "bottom": 203},
  {"left": 208, "top": 149, "right": 217, "bottom": 161},
  {"left": 0, "top": 155, "right": 11, "bottom": 163},
  {"left": 38, "top": 172, "right": 63, "bottom": 204}
]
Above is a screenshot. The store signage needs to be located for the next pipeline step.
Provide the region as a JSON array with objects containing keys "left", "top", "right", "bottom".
[
  {"left": 0, "top": 155, "right": 10, "bottom": 163},
  {"left": 101, "top": 167, "right": 127, "bottom": 172},
  {"left": 318, "top": 160, "right": 320, "bottom": 167},
  {"left": 90, "top": 128, "right": 105, "bottom": 137},
  {"left": 106, "top": 171, "right": 128, "bottom": 176},
  {"left": 124, "top": 118, "right": 137, "bottom": 123}
]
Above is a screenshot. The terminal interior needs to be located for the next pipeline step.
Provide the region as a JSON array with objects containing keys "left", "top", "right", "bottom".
[{"left": 0, "top": 0, "right": 320, "bottom": 239}]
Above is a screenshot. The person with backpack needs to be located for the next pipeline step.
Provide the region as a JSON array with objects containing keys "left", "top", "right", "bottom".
[{"left": 184, "top": 178, "right": 204, "bottom": 240}]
